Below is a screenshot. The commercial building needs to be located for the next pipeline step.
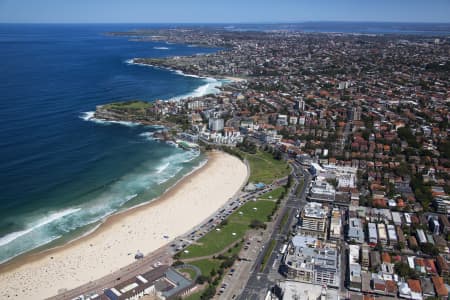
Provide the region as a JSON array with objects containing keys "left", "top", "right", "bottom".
[
  {"left": 348, "top": 245, "right": 362, "bottom": 291},
  {"left": 347, "top": 218, "right": 365, "bottom": 244},
  {"left": 368, "top": 223, "right": 378, "bottom": 245},
  {"left": 276, "top": 281, "right": 339, "bottom": 300},
  {"left": 361, "top": 244, "right": 370, "bottom": 270},
  {"left": 329, "top": 208, "right": 342, "bottom": 241},
  {"left": 299, "top": 202, "right": 329, "bottom": 239},
  {"left": 308, "top": 181, "right": 336, "bottom": 203},
  {"left": 283, "top": 235, "right": 340, "bottom": 288},
  {"left": 103, "top": 265, "right": 195, "bottom": 300},
  {"left": 208, "top": 117, "right": 224, "bottom": 131}
]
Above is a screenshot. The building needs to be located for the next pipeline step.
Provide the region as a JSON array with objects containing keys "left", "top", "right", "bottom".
[
  {"left": 276, "top": 281, "right": 340, "bottom": 300},
  {"left": 208, "top": 117, "right": 224, "bottom": 131},
  {"left": 439, "top": 214, "right": 450, "bottom": 234},
  {"left": 295, "top": 99, "right": 305, "bottom": 112},
  {"left": 277, "top": 114, "right": 288, "bottom": 126},
  {"left": 308, "top": 181, "right": 336, "bottom": 203},
  {"left": 392, "top": 212, "right": 403, "bottom": 226},
  {"left": 361, "top": 245, "right": 370, "bottom": 270},
  {"left": 416, "top": 229, "right": 427, "bottom": 244},
  {"left": 429, "top": 218, "right": 441, "bottom": 234},
  {"left": 436, "top": 255, "right": 450, "bottom": 278},
  {"left": 433, "top": 196, "right": 450, "bottom": 215},
  {"left": 368, "top": 223, "right": 378, "bottom": 245},
  {"left": 347, "top": 218, "right": 365, "bottom": 244},
  {"left": 387, "top": 225, "right": 398, "bottom": 247},
  {"left": 103, "top": 265, "right": 195, "bottom": 300},
  {"left": 329, "top": 208, "right": 342, "bottom": 241},
  {"left": 348, "top": 245, "right": 362, "bottom": 291},
  {"left": 352, "top": 106, "right": 362, "bottom": 121},
  {"left": 299, "top": 202, "right": 329, "bottom": 239},
  {"left": 377, "top": 223, "right": 388, "bottom": 245},
  {"left": 283, "top": 235, "right": 340, "bottom": 288},
  {"left": 431, "top": 276, "right": 448, "bottom": 299}
]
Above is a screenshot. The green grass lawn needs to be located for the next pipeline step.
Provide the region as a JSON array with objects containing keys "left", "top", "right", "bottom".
[
  {"left": 184, "top": 291, "right": 202, "bottom": 300},
  {"left": 189, "top": 259, "right": 222, "bottom": 277},
  {"left": 180, "top": 199, "right": 277, "bottom": 259},
  {"left": 229, "top": 200, "right": 276, "bottom": 224},
  {"left": 259, "top": 187, "right": 286, "bottom": 200},
  {"left": 176, "top": 150, "right": 288, "bottom": 263},
  {"left": 244, "top": 150, "right": 290, "bottom": 184},
  {"left": 103, "top": 100, "right": 152, "bottom": 111},
  {"left": 180, "top": 222, "right": 248, "bottom": 259}
]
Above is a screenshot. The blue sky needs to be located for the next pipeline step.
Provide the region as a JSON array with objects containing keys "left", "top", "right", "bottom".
[{"left": 0, "top": 0, "right": 449, "bottom": 23}]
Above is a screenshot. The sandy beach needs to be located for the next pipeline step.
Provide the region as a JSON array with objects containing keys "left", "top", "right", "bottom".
[
  {"left": 0, "top": 151, "right": 248, "bottom": 300},
  {"left": 222, "top": 76, "right": 247, "bottom": 82}
]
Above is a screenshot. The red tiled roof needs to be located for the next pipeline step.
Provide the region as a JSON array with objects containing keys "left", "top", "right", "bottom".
[
  {"left": 382, "top": 252, "right": 391, "bottom": 264},
  {"left": 385, "top": 280, "right": 397, "bottom": 293},
  {"left": 407, "top": 279, "right": 422, "bottom": 293},
  {"left": 432, "top": 276, "right": 448, "bottom": 296}
]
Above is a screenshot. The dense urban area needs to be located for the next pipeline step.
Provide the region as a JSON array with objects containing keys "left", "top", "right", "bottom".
[{"left": 76, "top": 27, "right": 450, "bottom": 300}]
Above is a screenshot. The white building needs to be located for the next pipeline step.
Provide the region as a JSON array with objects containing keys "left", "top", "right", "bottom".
[{"left": 208, "top": 118, "right": 224, "bottom": 131}]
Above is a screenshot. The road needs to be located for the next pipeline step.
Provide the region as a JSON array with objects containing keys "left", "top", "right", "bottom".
[{"left": 235, "top": 162, "right": 311, "bottom": 300}]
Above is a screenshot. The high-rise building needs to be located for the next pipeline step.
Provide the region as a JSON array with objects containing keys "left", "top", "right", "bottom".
[
  {"left": 352, "top": 106, "right": 362, "bottom": 121},
  {"left": 208, "top": 118, "right": 224, "bottom": 131},
  {"left": 299, "top": 202, "right": 329, "bottom": 239},
  {"left": 295, "top": 99, "right": 305, "bottom": 112}
]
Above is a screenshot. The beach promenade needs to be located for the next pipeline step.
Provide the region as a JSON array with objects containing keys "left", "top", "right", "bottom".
[{"left": 0, "top": 151, "right": 248, "bottom": 300}]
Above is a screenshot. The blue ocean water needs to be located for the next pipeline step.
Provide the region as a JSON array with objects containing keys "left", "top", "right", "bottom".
[{"left": 0, "top": 24, "right": 222, "bottom": 263}]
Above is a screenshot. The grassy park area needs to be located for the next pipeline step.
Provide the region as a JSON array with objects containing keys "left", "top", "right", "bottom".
[
  {"left": 258, "top": 186, "right": 286, "bottom": 200},
  {"left": 102, "top": 100, "right": 152, "bottom": 112},
  {"left": 179, "top": 198, "right": 277, "bottom": 259},
  {"left": 177, "top": 149, "right": 290, "bottom": 299},
  {"left": 243, "top": 150, "right": 290, "bottom": 184}
]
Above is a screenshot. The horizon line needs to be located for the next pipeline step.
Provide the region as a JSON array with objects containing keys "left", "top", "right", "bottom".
[{"left": 1, "top": 20, "right": 450, "bottom": 25}]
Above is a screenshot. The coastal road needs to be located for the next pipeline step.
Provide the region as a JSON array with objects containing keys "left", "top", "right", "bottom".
[
  {"left": 48, "top": 246, "right": 173, "bottom": 300},
  {"left": 236, "top": 165, "right": 310, "bottom": 300}
]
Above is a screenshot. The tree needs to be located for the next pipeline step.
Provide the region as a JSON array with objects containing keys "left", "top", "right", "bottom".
[
  {"left": 273, "top": 150, "right": 282, "bottom": 160},
  {"left": 196, "top": 275, "right": 210, "bottom": 284},
  {"left": 250, "top": 219, "right": 266, "bottom": 229},
  {"left": 421, "top": 243, "right": 439, "bottom": 256},
  {"left": 394, "top": 261, "right": 411, "bottom": 278}
]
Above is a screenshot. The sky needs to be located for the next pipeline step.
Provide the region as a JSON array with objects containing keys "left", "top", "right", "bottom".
[{"left": 0, "top": 0, "right": 449, "bottom": 23}]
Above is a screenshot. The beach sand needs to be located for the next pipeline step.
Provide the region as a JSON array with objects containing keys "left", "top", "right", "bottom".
[
  {"left": 0, "top": 151, "right": 248, "bottom": 300},
  {"left": 222, "top": 76, "right": 247, "bottom": 82}
]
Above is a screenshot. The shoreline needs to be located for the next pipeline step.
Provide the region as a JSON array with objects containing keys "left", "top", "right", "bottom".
[
  {"left": 127, "top": 58, "right": 245, "bottom": 88},
  {"left": 0, "top": 151, "right": 248, "bottom": 300},
  {"left": 0, "top": 154, "right": 209, "bottom": 269}
]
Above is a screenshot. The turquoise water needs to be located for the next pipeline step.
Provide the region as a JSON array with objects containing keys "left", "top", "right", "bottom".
[{"left": 0, "top": 24, "right": 220, "bottom": 263}]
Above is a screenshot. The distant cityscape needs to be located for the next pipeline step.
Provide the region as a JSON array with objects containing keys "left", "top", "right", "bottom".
[{"left": 74, "top": 26, "right": 450, "bottom": 300}]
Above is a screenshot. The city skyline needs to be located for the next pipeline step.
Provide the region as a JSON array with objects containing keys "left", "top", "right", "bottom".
[{"left": 1, "top": 0, "right": 450, "bottom": 23}]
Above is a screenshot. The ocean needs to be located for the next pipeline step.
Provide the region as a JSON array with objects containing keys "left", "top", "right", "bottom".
[{"left": 0, "top": 24, "right": 223, "bottom": 263}]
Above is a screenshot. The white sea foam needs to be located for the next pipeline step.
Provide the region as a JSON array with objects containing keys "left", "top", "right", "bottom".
[
  {"left": 139, "top": 132, "right": 156, "bottom": 141},
  {"left": 156, "top": 162, "right": 170, "bottom": 174},
  {"left": 0, "top": 208, "right": 81, "bottom": 247},
  {"left": 153, "top": 46, "right": 170, "bottom": 50},
  {"left": 124, "top": 58, "right": 224, "bottom": 101},
  {"left": 169, "top": 77, "right": 223, "bottom": 101},
  {"left": 0, "top": 149, "right": 204, "bottom": 263},
  {"left": 0, "top": 235, "right": 62, "bottom": 264},
  {"left": 80, "top": 111, "right": 140, "bottom": 127}
]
